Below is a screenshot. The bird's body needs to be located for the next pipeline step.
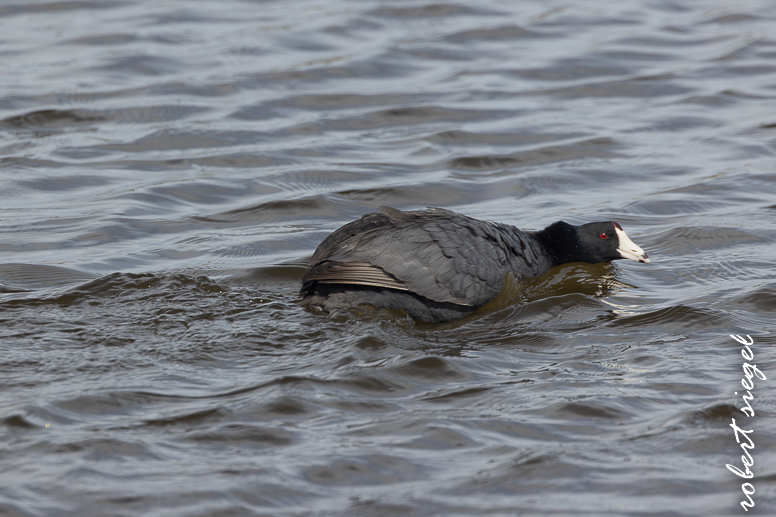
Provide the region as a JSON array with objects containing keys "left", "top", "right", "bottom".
[{"left": 300, "top": 207, "right": 649, "bottom": 323}]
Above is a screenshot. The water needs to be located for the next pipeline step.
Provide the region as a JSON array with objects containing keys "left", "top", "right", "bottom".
[{"left": 1, "top": 0, "right": 775, "bottom": 515}]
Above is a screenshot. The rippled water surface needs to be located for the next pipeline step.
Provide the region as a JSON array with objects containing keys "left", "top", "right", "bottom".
[{"left": 2, "top": 0, "right": 776, "bottom": 515}]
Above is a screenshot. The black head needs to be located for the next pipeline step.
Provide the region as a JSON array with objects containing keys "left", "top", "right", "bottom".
[{"left": 538, "top": 221, "right": 650, "bottom": 266}]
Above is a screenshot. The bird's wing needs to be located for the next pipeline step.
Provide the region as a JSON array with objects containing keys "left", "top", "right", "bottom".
[
  {"left": 302, "top": 207, "right": 517, "bottom": 306},
  {"left": 302, "top": 261, "right": 408, "bottom": 290}
]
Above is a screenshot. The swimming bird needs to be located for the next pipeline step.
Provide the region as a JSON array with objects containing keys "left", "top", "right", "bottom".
[{"left": 300, "top": 207, "right": 650, "bottom": 323}]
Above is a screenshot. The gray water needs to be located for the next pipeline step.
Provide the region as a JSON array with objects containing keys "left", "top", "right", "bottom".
[{"left": 1, "top": 0, "right": 775, "bottom": 515}]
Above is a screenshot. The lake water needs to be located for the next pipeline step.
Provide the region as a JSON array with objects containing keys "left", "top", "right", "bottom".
[{"left": 1, "top": 0, "right": 775, "bottom": 515}]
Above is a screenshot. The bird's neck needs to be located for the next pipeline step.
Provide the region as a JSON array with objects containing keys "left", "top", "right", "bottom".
[{"left": 534, "top": 221, "right": 579, "bottom": 267}]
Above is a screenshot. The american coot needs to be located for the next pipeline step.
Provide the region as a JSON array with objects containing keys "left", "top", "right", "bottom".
[{"left": 300, "top": 207, "right": 650, "bottom": 323}]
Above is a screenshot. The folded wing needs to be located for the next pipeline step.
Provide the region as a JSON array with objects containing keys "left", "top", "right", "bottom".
[{"left": 301, "top": 207, "right": 520, "bottom": 306}]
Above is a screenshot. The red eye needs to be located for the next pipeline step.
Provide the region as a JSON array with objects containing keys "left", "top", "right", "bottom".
[{"left": 599, "top": 233, "right": 608, "bottom": 239}]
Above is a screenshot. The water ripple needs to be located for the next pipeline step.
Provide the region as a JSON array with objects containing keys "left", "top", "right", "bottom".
[{"left": 2, "top": 0, "right": 776, "bottom": 516}]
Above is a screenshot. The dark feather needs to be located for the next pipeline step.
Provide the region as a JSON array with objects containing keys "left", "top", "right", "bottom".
[{"left": 300, "top": 206, "right": 649, "bottom": 323}]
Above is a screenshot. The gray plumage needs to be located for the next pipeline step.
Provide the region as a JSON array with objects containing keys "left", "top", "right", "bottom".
[{"left": 300, "top": 206, "right": 649, "bottom": 323}]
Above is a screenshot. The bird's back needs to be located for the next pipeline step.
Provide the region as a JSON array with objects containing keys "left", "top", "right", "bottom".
[{"left": 301, "top": 207, "right": 553, "bottom": 308}]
